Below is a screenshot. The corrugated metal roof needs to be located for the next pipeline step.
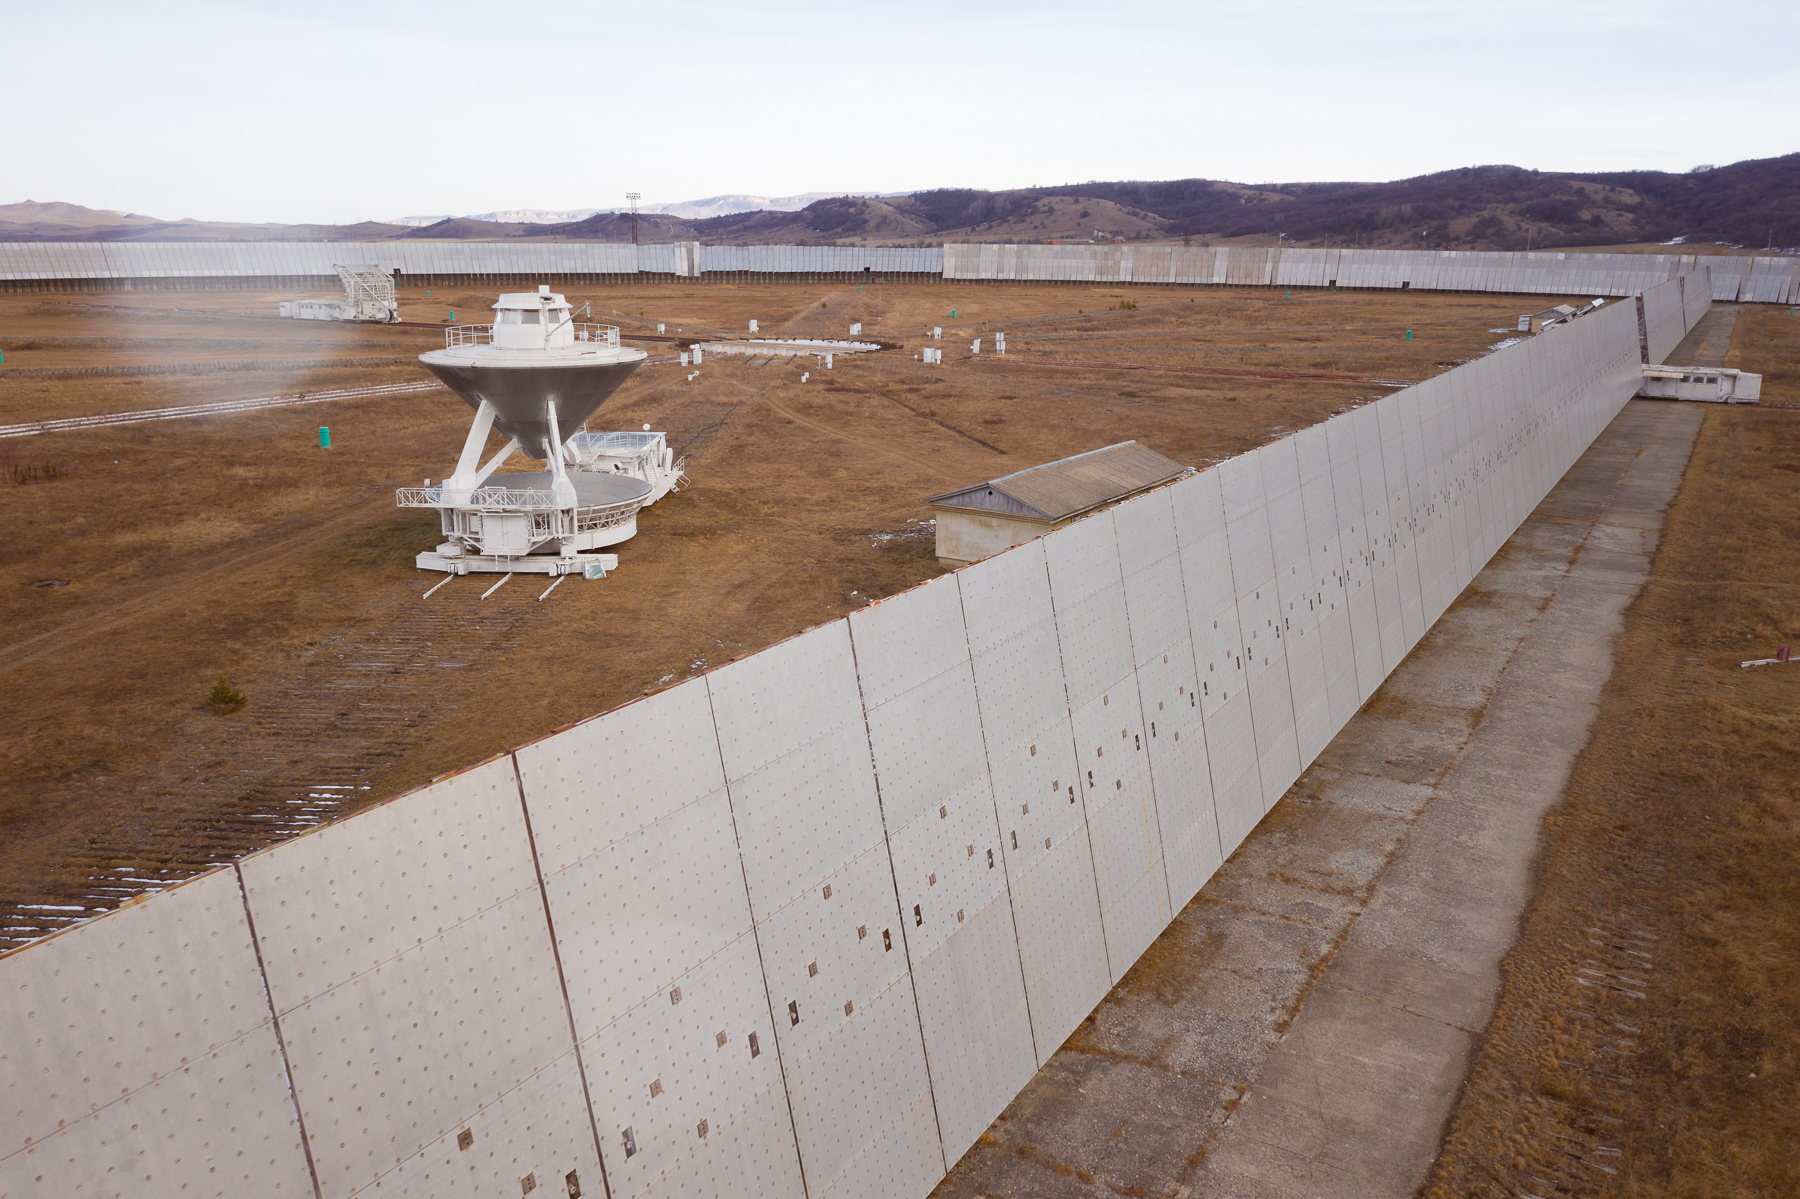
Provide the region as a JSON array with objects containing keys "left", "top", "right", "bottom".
[{"left": 926, "top": 441, "right": 1187, "bottom": 522}]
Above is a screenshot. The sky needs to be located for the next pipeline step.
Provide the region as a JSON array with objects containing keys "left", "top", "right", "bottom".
[{"left": 6, "top": 0, "right": 1796, "bottom": 225}]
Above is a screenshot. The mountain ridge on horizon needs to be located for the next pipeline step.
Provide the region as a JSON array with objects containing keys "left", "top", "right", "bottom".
[{"left": 4, "top": 155, "right": 1795, "bottom": 252}]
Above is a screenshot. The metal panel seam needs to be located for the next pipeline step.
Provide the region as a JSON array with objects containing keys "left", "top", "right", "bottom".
[
  {"left": 841, "top": 623, "right": 952, "bottom": 1175},
  {"left": 703, "top": 673, "right": 816, "bottom": 1199},
  {"left": 949, "top": 577, "right": 1042, "bottom": 1067},
  {"left": 510, "top": 754, "right": 616, "bottom": 1199},
  {"left": 1042, "top": 546, "right": 1118, "bottom": 982},
  {"left": 230, "top": 860, "right": 326, "bottom": 1199}
]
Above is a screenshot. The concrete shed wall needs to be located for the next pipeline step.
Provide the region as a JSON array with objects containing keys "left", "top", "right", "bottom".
[{"left": 934, "top": 509, "right": 1053, "bottom": 565}]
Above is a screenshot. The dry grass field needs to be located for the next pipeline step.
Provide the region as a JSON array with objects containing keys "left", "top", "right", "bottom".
[
  {"left": 0, "top": 280, "right": 1548, "bottom": 945},
  {"left": 1423, "top": 307, "right": 1800, "bottom": 1197}
]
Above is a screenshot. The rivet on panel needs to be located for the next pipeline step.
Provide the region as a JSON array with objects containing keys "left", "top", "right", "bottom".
[{"left": 522, "top": 1172, "right": 537, "bottom": 1194}]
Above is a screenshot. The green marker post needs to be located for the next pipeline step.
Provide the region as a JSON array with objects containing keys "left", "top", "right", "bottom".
[
  {"left": 1405, "top": 329, "right": 1413, "bottom": 340},
  {"left": 319, "top": 427, "right": 331, "bottom": 448}
]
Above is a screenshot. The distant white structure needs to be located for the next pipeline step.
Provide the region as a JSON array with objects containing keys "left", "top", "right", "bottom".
[
  {"left": 995, "top": 331, "right": 1006, "bottom": 355},
  {"left": 1637, "top": 365, "right": 1760, "bottom": 403},
  {"left": 849, "top": 322, "right": 862, "bottom": 335},
  {"left": 397, "top": 287, "right": 682, "bottom": 577},
  {"left": 749, "top": 319, "right": 759, "bottom": 333},
  {"left": 1519, "top": 298, "right": 1606, "bottom": 334},
  {"left": 971, "top": 338, "right": 981, "bottom": 354},
  {"left": 279, "top": 264, "right": 399, "bottom": 323},
  {"left": 693, "top": 337, "right": 878, "bottom": 360}
]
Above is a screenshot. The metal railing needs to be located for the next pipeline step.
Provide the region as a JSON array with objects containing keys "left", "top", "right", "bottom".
[
  {"left": 441, "top": 323, "right": 621, "bottom": 349},
  {"left": 572, "top": 323, "right": 621, "bottom": 347},
  {"left": 444, "top": 325, "right": 493, "bottom": 348},
  {"left": 398, "top": 485, "right": 559, "bottom": 508},
  {"left": 397, "top": 486, "right": 647, "bottom": 524}
]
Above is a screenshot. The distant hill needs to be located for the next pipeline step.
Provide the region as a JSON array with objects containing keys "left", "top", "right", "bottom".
[{"left": 4, "top": 156, "right": 1795, "bottom": 249}]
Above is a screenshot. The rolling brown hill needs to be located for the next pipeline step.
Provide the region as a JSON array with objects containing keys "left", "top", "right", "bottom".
[{"left": 5, "top": 153, "right": 1795, "bottom": 250}]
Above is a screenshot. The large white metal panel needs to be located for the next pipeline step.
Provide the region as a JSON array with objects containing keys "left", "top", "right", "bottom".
[
  {"left": 852, "top": 584, "right": 1036, "bottom": 1168},
  {"left": 904, "top": 878, "right": 1037, "bottom": 1164},
  {"left": 0, "top": 868, "right": 312, "bottom": 1199},
  {"left": 1052, "top": 577, "right": 1136, "bottom": 710},
  {"left": 239, "top": 756, "right": 597, "bottom": 1199},
  {"left": 1134, "top": 638, "right": 1221, "bottom": 907},
  {"left": 1323, "top": 413, "right": 1386, "bottom": 703},
  {"left": 1276, "top": 560, "right": 1334, "bottom": 766},
  {"left": 1115, "top": 486, "right": 1192, "bottom": 660},
  {"left": 1236, "top": 577, "right": 1301, "bottom": 805},
  {"left": 1219, "top": 449, "right": 1275, "bottom": 587},
  {"left": 1202, "top": 691, "right": 1263, "bottom": 855},
  {"left": 705, "top": 625, "right": 942, "bottom": 1198},
  {"left": 1170, "top": 468, "right": 1237, "bottom": 636},
  {"left": 983, "top": 719, "right": 1110, "bottom": 1056},
  {"left": 1069, "top": 681, "right": 1169, "bottom": 975},
  {"left": 511, "top": 681, "right": 803, "bottom": 1199},
  {"left": 1260, "top": 437, "right": 1309, "bottom": 579},
  {"left": 1043, "top": 511, "right": 1133, "bottom": 708},
  {"left": 846, "top": 573, "right": 969, "bottom": 712},
  {"left": 581, "top": 933, "right": 803, "bottom": 1199}
]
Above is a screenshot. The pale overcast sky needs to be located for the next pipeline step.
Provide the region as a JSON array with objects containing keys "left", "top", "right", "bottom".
[{"left": 6, "top": 0, "right": 1794, "bottom": 224}]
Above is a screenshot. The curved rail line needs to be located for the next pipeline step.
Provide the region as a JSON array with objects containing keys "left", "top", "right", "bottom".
[{"left": 0, "top": 379, "right": 447, "bottom": 439}]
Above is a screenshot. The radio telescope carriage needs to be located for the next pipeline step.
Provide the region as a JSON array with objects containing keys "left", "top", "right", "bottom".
[{"left": 397, "top": 287, "right": 683, "bottom": 577}]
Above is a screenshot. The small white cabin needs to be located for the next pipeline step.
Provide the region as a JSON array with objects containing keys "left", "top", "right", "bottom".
[{"left": 491, "top": 287, "right": 579, "bottom": 350}]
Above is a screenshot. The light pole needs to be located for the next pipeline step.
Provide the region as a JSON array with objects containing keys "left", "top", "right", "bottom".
[{"left": 627, "top": 192, "right": 640, "bottom": 245}]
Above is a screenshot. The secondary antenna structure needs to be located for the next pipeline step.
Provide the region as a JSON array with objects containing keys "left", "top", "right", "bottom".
[
  {"left": 278, "top": 264, "right": 400, "bottom": 323},
  {"left": 397, "top": 287, "right": 684, "bottom": 577}
]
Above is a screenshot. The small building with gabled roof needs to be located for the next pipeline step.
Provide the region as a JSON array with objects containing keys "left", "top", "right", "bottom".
[{"left": 925, "top": 440, "right": 1188, "bottom": 566}]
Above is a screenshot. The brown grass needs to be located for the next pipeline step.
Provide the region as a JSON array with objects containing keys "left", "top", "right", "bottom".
[{"left": 1422, "top": 310, "right": 1800, "bottom": 1197}]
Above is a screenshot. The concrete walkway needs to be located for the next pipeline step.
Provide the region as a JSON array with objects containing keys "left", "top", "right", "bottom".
[{"left": 932, "top": 398, "right": 1705, "bottom": 1199}]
